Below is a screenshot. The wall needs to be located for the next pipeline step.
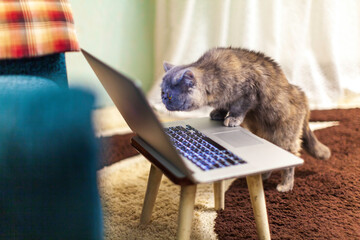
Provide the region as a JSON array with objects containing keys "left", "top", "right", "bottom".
[{"left": 66, "top": 0, "right": 155, "bottom": 107}]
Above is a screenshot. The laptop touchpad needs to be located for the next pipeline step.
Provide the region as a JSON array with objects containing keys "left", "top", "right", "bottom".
[{"left": 214, "top": 130, "right": 263, "bottom": 148}]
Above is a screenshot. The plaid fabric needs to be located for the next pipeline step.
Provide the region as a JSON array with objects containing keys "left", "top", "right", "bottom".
[{"left": 0, "top": 0, "right": 79, "bottom": 59}]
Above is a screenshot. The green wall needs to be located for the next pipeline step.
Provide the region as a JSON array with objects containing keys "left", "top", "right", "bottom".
[{"left": 66, "top": 0, "right": 155, "bottom": 107}]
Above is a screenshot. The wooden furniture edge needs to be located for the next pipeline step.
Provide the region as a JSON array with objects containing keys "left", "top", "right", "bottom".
[{"left": 131, "top": 136, "right": 194, "bottom": 186}]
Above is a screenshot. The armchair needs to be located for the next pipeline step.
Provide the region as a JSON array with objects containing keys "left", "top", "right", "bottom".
[{"left": 0, "top": 0, "right": 103, "bottom": 239}]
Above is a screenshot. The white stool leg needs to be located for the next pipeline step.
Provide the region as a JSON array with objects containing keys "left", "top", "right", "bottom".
[
  {"left": 246, "top": 174, "right": 271, "bottom": 240},
  {"left": 140, "top": 164, "right": 163, "bottom": 225},
  {"left": 176, "top": 184, "right": 197, "bottom": 240},
  {"left": 213, "top": 180, "right": 225, "bottom": 210}
]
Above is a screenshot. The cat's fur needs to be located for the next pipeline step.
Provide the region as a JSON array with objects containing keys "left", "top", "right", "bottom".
[{"left": 161, "top": 47, "right": 331, "bottom": 192}]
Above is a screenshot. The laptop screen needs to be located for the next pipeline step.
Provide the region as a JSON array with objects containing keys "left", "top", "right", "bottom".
[{"left": 82, "top": 49, "right": 190, "bottom": 174}]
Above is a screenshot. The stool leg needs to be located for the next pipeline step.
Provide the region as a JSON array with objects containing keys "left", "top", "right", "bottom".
[
  {"left": 176, "top": 184, "right": 197, "bottom": 240},
  {"left": 246, "top": 174, "right": 271, "bottom": 240},
  {"left": 140, "top": 164, "right": 163, "bottom": 225},
  {"left": 213, "top": 180, "right": 225, "bottom": 210}
]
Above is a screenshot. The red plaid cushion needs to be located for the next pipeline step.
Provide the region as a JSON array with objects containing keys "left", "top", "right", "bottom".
[{"left": 0, "top": 0, "right": 80, "bottom": 59}]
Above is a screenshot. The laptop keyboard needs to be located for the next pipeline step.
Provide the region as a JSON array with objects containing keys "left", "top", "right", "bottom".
[{"left": 164, "top": 125, "right": 246, "bottom": 171}]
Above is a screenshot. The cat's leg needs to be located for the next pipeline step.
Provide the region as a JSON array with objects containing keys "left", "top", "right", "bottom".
[
  {"left": 224, "top": 107, "right": 247, "bottom": 127},
  {"left": 276, "top": 133, "right": 302, "bottom": 192},
  {"left": 210, "top": 108, "right": 228, "bottom": 120},
  {"left": 224, "top": 113, "right": 246, "bottom": 127},
  {"left": 276, "top": 143, "right": 300, "bottom": 192},
  {"left": 224, "top": 97, "right": 256, "bottom": 127},
  {"left": 276, "top": 167, "right": 295, "bottom": 192},
  {"left": 261, "top": 171, "right": 272, "bottom": 180},
  {"left": 252, "top": 127, "right": 273, "bottom": 181}
]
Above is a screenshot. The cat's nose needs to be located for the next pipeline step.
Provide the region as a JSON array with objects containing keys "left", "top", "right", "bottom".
[{"left": 162, "top": 92, "right": 172, "bottom": 101}]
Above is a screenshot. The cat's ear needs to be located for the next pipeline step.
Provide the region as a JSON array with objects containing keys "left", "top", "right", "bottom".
[
  {"left": 173, "top": 69, "right": 195, "bottom": 86},
  {"left": 182, "top": 69, "right": 194, "bottom": 80},
  {"left": 163, "top": 62, "right": 175, "bottom": 72}
]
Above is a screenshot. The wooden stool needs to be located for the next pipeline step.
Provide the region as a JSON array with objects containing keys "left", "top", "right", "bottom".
[{"left": 132, "top": 137, "right": 271, "bottom": 240}]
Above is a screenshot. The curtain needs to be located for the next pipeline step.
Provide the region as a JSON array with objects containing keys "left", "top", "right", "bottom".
[{"left": 149, "top": 0, "right": 360, "bottom": 116}]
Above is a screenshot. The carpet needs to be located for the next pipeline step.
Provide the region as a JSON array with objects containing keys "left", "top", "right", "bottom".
[{"left": 98, "top": 108, "right": 360, "bottom": 239}]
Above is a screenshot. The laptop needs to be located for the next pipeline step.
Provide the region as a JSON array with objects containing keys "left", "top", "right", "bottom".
[{"left": 82, "top": 49, "right": 303, "bottom": 184}]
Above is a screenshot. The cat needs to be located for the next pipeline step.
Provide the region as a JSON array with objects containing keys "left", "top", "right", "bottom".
[{"left": 160, "top": 47, "right": 331, "bottom": 192}]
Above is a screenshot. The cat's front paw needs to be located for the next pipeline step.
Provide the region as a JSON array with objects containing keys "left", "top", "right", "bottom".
[
  {"left": 210, "top": 109, "right": 228, "bottom": 120},
  {"left": 224, "top": 116, "right": 244, "bottom": 127}
]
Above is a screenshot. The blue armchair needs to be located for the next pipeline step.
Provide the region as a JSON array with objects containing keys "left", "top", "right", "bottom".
[{"left": 0, "top": 54, "right": 103, "bottom": 239}]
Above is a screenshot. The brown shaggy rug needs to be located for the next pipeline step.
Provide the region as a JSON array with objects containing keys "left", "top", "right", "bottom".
[
  {"left": 215, "top": 108, "right": 360, "bottom": 239},
  {"left": 98, "top": 108, "right": 360, "bottom": 239}
]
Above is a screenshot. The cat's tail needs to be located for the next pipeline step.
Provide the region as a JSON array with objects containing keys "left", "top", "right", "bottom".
[{"left": 302, "top": 119, "right": 331, "bottom": 160}]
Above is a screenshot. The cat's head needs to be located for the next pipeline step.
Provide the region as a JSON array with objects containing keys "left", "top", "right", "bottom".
[{"left": 160, "top": 62, "right": 206, "bottom": 111}]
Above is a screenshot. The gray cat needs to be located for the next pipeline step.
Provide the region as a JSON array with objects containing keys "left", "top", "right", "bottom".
[{"left": 160, "top": 47, "right": 331, "bottom": 192}]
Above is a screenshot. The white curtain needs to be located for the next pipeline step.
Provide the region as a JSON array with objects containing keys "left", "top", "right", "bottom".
[{"left": 149, "top": 0, "right": 360, "bottom": 116}]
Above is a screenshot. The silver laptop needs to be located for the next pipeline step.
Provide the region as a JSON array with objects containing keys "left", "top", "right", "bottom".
[{"left": 82, "top": 49, "right": 303, "bottom": 184}]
